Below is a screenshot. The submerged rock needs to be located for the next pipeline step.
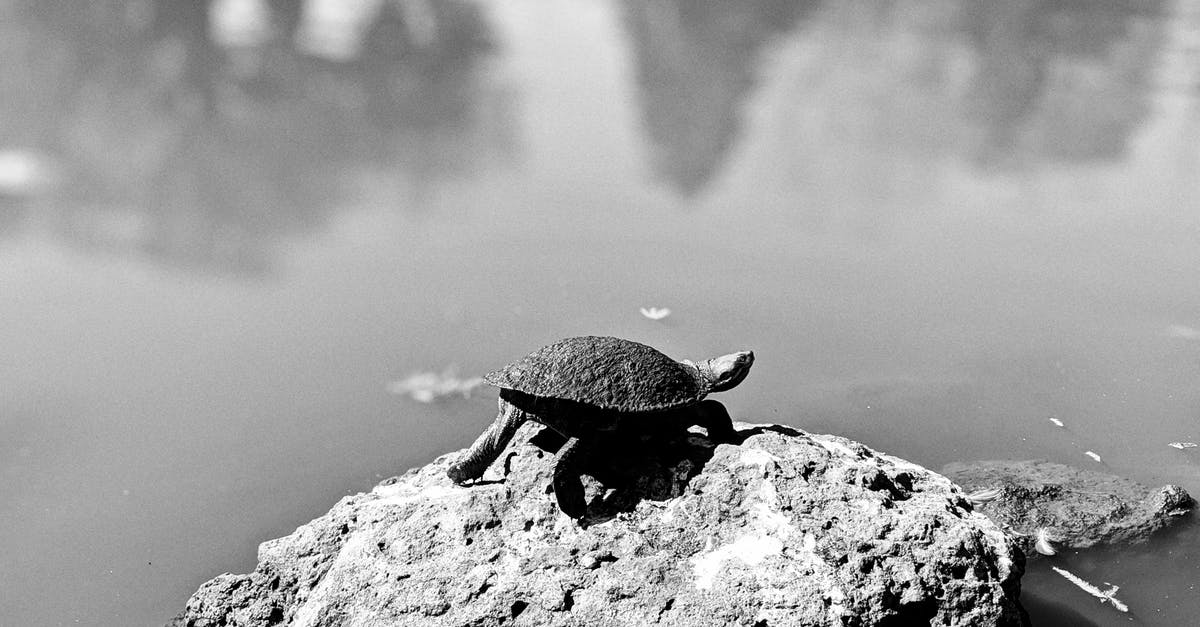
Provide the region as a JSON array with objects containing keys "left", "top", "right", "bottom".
[
  {"left": 943, "top": 460, "right": 1192, "bottom": 557},
  {"left": 172, "top": 423, "right": 1028, "bottom": 626}
]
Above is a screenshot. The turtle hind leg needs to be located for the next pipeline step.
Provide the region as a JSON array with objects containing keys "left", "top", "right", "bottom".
[
  {"left": 692, "top": 399, "right": 737, "bottom": 443},
  {"left": 447, "top": 397, "right": 527, "bottom": 484},
  {"left": 552, "top": 437, "right": 588, "bottom": 519}
]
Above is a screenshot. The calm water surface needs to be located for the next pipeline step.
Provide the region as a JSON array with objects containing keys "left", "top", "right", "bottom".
[{"left": 2, "top": 1, "right": 1200, "bottom": 625}]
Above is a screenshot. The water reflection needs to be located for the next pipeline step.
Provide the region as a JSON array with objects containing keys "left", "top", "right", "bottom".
[
  {"left": 621, "top": 0, "right": 819, "bottom": 196},
  {"left": 623, "top": 0, "right": 1168, "bottom": 196},
  {"left": 962, "top": 0, "right": 1166, "bottom": 168},
  {"left": 3, "top": 0, "right": 513, "bottom": 274},
  {"left": 1, "top": 0, "right": 1178, "bottom": 266}
]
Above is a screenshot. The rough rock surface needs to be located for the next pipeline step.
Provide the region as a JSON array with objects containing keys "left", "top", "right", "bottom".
[
  {"left": 943, "top": 460, "right": 1192, "bottom": 557},
  {"left": 173, "top": 423, "right": 1028, "bottom": 627}
]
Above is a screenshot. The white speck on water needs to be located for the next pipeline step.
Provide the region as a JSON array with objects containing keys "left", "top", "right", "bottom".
[
  {"left": 1033, "top": 527, "right": 1058, "bottom": 556},
  {"left": 1052, "top": 566, "right": 1129, "bottom": 613},
  {"left": 1165, "top": 324, "right": 1200, "bottom": 340},
  {"left": 639, "top": 306, "right": 671, "bottom": 320},
  {"left": 1084, "top": 451, "right": 1103, "bottom": 463},
  {"left": 1049, "top": 417, "right": 1065, "bottom": 428},
  {"left": 1168, "top": 442, "right": 1198, "bottom": 450}
]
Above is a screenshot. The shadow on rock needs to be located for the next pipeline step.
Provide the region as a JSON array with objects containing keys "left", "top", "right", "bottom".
[
  {"left": 525, "top": 422, "right": 838, "bottom": 525},
  {"left": 525, "top": 409, "right": 755, "bottom": 526}
]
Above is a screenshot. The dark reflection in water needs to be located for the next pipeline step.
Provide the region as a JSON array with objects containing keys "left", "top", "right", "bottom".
[
  {"left": 621, "top": 0, "right": 819, "bottom": 195},
  {"left": 4, "top": 0, "right": 514, "bottom": 274},
  {"left": 1, "top": 0, "right": 1174, "bottom": 263},
  {"left": 623, "top": 0, "right": 1168, "bottom": 194},
  {"left": 962, "top": 0, "right": 1165, "bottom": 168}
]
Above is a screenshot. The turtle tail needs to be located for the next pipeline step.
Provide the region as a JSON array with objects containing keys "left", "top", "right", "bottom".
[{"left": 447, "top": 397, "right": 527, "bottom": 484}]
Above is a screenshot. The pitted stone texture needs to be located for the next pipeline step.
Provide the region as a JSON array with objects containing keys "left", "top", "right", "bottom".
[
  {"left": 944, "top": 459, "right": 1192, "bottom": 557},
  {"left": 172, "top": 424, "right": 1027, "bottom": 627}
]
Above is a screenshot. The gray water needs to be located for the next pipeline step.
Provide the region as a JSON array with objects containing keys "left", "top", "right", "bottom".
[{"left": 2, "top": 1, "right": 1199, "bottom": 625}]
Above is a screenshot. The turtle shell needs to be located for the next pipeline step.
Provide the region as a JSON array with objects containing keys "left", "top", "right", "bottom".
[{"left": 483, "top": 336, "right": 705, "bottom": 412}]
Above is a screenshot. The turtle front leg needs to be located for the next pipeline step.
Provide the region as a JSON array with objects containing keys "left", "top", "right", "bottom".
[
  {"left": 447, "top": 397, "right": 527, "bottom": 485},
  {"left": 552, "top": 437, "right": 588, "bottom": 519},
  {"left": 692, "top": 399, "right": 737, "bottom": 443}
]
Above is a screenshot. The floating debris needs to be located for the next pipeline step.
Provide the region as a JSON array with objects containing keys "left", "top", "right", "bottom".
[
  {"left": 1048, "top": 417, "right": 1065, "bottom": 428},
  {"left": 965, "top": 487, "right": 1002, "bottom": 506},
  {"left": 388, "top": 368, "right": 485, "bottom": 403},
  {"left": 1168, "top": 442, "right": 1198, "bottom": 450},
  {"left": 1084, "top": 451, "right": 1103, "bottom": 463},
  {"left": 1165, "top": 324, "right": 1200, "bottom": 340},
  {"left": 639, "top": 306, "right": 671, "bottom": 320},
  {"left": 1051, "top": 567, "right": 1129, "bottom": 613},
  {"left": 1033, "top": 527, "right": 1058, "bottom": 556}
]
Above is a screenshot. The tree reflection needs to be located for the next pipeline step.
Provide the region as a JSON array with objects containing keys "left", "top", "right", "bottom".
[
  {"left": 961, "top": 0, "right": 1165, "bottom": 168},
  {"left": 2, "top": 0, "right": 512, "bottom": 274},
  {"left": 2, "top": 0, "right": 1176, "bottom": 260},
  {"left": 623, "top": 0, "right": 1168, "bottom": 198},
  {"left": 621, "top": 0, "right": 819, "bottom": 196}
]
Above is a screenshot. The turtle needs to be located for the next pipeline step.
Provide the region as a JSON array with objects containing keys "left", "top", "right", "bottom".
[{"left": 446, "top": 335, "right": 755, "bottom": 519}]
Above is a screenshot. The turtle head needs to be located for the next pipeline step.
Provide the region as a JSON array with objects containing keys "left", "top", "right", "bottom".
[{"left": 698, "top": 350, "right": 755, "bottom": 393}]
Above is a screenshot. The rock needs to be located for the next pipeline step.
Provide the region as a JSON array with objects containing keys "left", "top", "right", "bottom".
[
  {"left": 942, "top": 460, "right": 1192, "bottom": 557},
  {"left": 172, "top": 423, "right": 1028, "bottom": 627}
]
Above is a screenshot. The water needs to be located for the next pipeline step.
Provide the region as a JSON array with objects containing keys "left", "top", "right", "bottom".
[{"left": 2, "top": 0, "right": 1199, "bottom": 624}]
